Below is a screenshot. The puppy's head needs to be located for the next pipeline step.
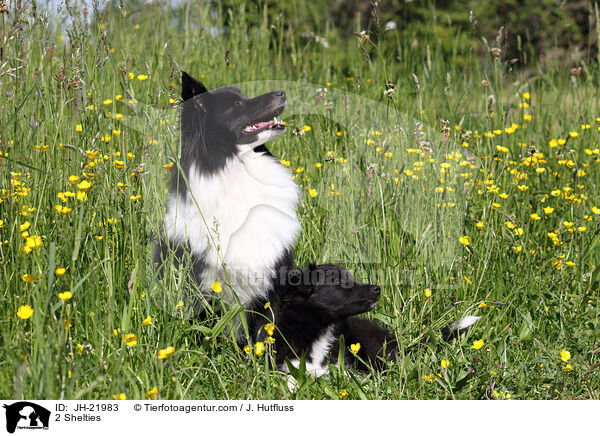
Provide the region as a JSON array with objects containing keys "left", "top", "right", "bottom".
[
  {"left": 282, "top": 264, "right": 381, "bottom": 321},
  {"left": 181, "top": 72, "right": 287, "bottom": 153}
]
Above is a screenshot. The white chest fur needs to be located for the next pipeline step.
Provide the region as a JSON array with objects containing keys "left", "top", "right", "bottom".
[{"left": 164, "top": 150, "right": 300, "bottom": 306}]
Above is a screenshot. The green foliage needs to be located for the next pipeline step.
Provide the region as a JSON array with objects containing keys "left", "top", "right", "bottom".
[{"left": 0, "top": 0, "right": 599, "bottom": 400}]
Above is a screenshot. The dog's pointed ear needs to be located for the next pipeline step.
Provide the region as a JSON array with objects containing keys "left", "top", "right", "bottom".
[{"left": 181, "top": 71, "right": 208, "bottom": 101}]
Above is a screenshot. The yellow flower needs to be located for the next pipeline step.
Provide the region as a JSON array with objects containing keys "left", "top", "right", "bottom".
[
  {"left": 523, "top": 114, "right": 532, "bottom": 122},
  {"left": 569, "top": 131, "right": 579, "bottom": 139},
  {"left": 543, "top": 207, "right": 554, "bottom": 215},
  {"left": 471, "top": 339, "right": 485, "bottom": 350},
  {"left": 350, "top": 343, "right": 361, "bottom": 354},
  {"left": 263, "top": 323, "right": 275, "bottom": 336},
  {"left": 441, "top": 359, "right": 449, "bottom": 369},
  {"left": 339, "top": 390, "right": 349, "bottom": 399},
  {"left": 591, "top": 206, "right": 600, "bottom": 215},
  {"left": 424, "top": 288, "right": 431, "bottom": 298},
  {"left": 174, "top": 301, "right": 184, "bottom": 310},
  {"left": 523, "top": 92, "right": 530, "bottom": 100},
  {"left": 19, "top": 221, "right": 31, "bottom": 232},
  {"left": 122, "top": 333, "right": 137, "bottom": 346},
  {"left": 22, "top": 274, "right": 38, "bottom": 283},
  {"left": 577, "top": 226, "right": 587, "bottom": 232},
  {"left": 535, "top": 167, "right": 546, "bottom": 174},
  {"left": 145, "top": 386, "right": 158, "bottom": 399},
  {"left": 55, "top": 205, "right": 73, "bottom": 216},
  {"left": 17, "top": 305, "right": 34, "bottom": 320},
  {"left": 158, "top": 346, "right": 175, "bottom": 359},
  {"left": 162, "top": 162, "right": 174, "bottom": 170},
  {"left": 76, "top": 343, "right": 84, "bottom": 354},
  {"left": 309, "top": 188, "right": 318, "bottom": 198},
  {"left": 103, "top": 99, "right": 113, "bottom": 106},
  {"left": 464, "top": 276, "right": 473, "bottom": 285},
  {"left": 476, "top": 221, "right": 484, "bottom": 229},
  {"left": 530, "top": 213, "right": 541, "bottom": 221},
  {"left": 85, "top": 150, "right": 99, "bottom": 159},
  {"left": 564, "top": 364, "right": 574, "bottom": 372},
  {"left": 137, "top": 74, "right": 149, "bottom": 81},
  {"left": 264, "top": 302, "right": 271, "bottom": 310},
  {"left": 302, "top": 125, "right": 311, "bottom": 132},
  {"left": 560, "top": 349, "right": 571, "bottom": 362},
  {"left": 143, "top": 315, "right": 152, "bottom": 326},
  {"left": 255, "top": 342, "right": 265, "bottom": 357},
  {"left": 114, "top": 160, "right": 125, "bottom": 169},
  {"left": 76, "top": 124, "right": 83, "bottom": 132},
  {"left": 479, "top": 302, "right": 488, "bottom": 309},
  {"left": 113, "top": 393, "right": 127, "bottom": 400},
  {"left": 77, "top": 180, "right": 92, "bottom": 191},
  {"left": 458, "top": 235, "right": 470, "bottom": 246},
  {"left": 58, "top": 291, "right": 73, "bottom": 301},
  {"left": 243, "top": 345, "right": 253, "bottom": 354},
  {"left": 211, "top": 281, "right": 223, "bottom": 293},
  {"left": 24, "top": 235, "right": 43, "bottom": 253},
  {"left": 280, "top": 159, "right": 291, "bottom": 167}
]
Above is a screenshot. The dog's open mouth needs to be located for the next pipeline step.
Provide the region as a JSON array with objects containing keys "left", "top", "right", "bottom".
[{"left": 242, "top": 117, "right": 286, "bottom": 134}]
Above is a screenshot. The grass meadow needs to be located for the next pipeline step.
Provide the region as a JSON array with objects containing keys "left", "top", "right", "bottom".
[{"left": 1, "top": 0, "right": 600, "bottom": 400}]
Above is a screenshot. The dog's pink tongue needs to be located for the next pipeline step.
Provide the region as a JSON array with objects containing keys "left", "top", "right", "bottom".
[{"left": 253, "top": 121, "right": 272, "bottom": 128}]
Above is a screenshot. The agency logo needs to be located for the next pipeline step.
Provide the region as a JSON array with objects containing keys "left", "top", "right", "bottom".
[{"left": 3, "top": 402, "right": 50, "bottom": 434}]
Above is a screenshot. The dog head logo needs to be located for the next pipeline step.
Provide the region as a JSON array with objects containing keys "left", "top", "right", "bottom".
[{"left": 3, "top": 402, "right": 50, "bottom": 434}]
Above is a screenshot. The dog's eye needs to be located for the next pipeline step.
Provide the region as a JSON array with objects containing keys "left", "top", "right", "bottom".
[{"left": 234, "top": 100, "right": 243, "bottom": 107}]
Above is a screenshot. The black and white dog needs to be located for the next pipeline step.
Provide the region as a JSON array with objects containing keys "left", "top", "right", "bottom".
[
  {"left": 248, "top": 264, "right": 480, "bottom": 377},
  {"left": 154, "top": 72, "right": 300, "bottom": 313}
]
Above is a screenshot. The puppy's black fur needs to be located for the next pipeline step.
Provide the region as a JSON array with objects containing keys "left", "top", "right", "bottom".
[{"left": 248, "top": 264, "right": 396, "bottom": 371}]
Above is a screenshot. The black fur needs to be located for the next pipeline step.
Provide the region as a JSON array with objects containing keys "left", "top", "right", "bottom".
[
  {"left": 248, "top": 264, "right": 396, "bottom": 371},
  {"left": 248, "top": 264, "right": 481, "bottom": 373}
]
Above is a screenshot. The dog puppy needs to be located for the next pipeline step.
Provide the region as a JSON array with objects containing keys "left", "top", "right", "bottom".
[
  {"left": 248, "top": 264, "right": 396, "bottom": 376},
  {"left": 247, "top": 264, "right": 480, "bottom": 379}
]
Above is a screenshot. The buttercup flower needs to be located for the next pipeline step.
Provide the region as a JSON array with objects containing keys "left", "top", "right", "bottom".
[
  {"left": 145, "top": 386, "right": 158, "bottom": 399},
  {"left": 158, "top": 346, "right": 175, "bottom": 359},
  {"left": 560, "top": 349, "right": 571, "bottom": 362},
  {"left": 254, "top": 342, "right": 265, "bottom": 357},
  {"left": 17, "top": 305, "right": 34, "bottom": 319},
  {"left": 58, "top": 291, "right": 73, "bottom": 301},
  {"left": 471, "top": 339, "right": 484, "bottom": 350},
  {"left": 350, "top": 343, "right": 361, "bottom": 354},
  {"left": 122, "top": 333, "right": 137, "bottom": 346},
  {"left": 22, "top": 274, "right": 38, "bottom": 283},
  {"left": 211, "top": 281, "right": 222, "bottom": 293}
]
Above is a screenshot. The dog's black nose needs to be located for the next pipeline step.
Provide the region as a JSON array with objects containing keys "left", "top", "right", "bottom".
[
  {"left": 370, "top": 285, "right": 380, "bottom": 296},
  {"left": 274, "top": 90, "right": 286, "bottom": 98}
]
